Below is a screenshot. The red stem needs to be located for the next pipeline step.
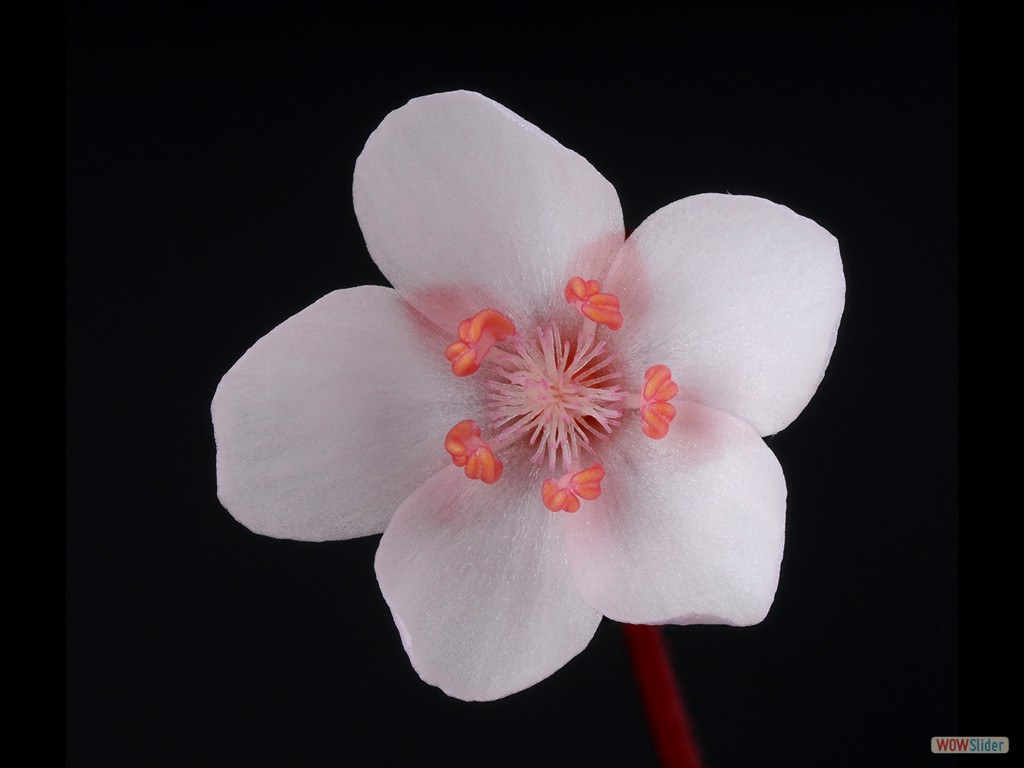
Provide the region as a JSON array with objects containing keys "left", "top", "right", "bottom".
[{"left": 622, "top": 623, "right": 702, "bottom": 768}]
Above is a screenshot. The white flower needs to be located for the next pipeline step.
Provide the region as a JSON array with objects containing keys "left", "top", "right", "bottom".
[{"left": 212, "top": 91, "right": 845, "bottom": 701}]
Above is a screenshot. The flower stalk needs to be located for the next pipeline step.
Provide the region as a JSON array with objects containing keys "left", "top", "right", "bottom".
[{"left": 623, "top": 623, "right": 702, "bottom": 768}]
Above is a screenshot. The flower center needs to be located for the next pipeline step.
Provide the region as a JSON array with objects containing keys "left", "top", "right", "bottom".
[
  {"left": 442, "top": 275, "right": 679, "bottom": 513},
  {"left": 486, "top": 322, "right": 625, "bottom": 473}
]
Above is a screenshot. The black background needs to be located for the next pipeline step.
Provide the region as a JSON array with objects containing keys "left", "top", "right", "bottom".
[{"left": 68, "top": 3, "right": 964, "bottom": 766}]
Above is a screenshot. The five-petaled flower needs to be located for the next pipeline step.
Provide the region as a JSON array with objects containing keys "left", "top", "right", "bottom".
[{"left": 212, "top": 91, "right": 845, "bottom": 701}]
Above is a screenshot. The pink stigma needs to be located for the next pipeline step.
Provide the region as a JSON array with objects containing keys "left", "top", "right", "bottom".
[
  {"left": 445, "top": 309, "right": 517, "bottom": 377},
  {"left": 641, "top": 365, "right": 679, "bottom": 439},
  {"left": 564, "top": 276, "right": 623, "bottom": 331},
  {"left": 444, "top": 420, "right": 504, "bottom": 484},
  {"left": 542, "top": 464, "right": 606, "bottom": 513}
]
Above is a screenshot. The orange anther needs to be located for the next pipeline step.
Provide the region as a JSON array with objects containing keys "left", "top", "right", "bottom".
[
  {"left": 641, "top": 364, "right": 679, "bottom": 439},
  {"left": 444, "top": 309, "right": 516, "bottom": 376},
  {"left": 445, "top": 420, "right": 504, "bottom": 484},
  {"left": 542, "top": 464, "right": 606, "bottom": 513},
  {"left": 564, "top": 276, "right": 623, "bottom": 331}
]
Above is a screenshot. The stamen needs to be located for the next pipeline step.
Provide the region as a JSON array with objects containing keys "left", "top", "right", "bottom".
[
  {"left": 564, "top": 276, "right": 623, "bottom": 331},
  {"left": 640, "top": 364, "right": 679, "bottom": 440},
  {"left": 444, "top": 420, "right": 504, "bottom": 484},
  {"left": 485, "top": 324, "right": 626, "bottom": 472},
  {"left": 445, "top": 309, "right": 517, "bottom": 376},
  {"left": 542, "top": 464, "right": 606, "bottom": 513},
  {"left": 439, "top": 282, "right": 643, "bottom": 509}
]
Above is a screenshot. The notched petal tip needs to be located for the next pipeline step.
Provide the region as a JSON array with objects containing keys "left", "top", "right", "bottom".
[
  {"left": 618, "top": 192, "right": 845, "bottom": 436},
  {"left": 212, "top": 287, "right": 467, "bottom": 542},
  {"left": 375, "top": 465, "right": 601, "bottom": 701},
  {"left": 564, "top": 402, "right": 786, "bottom": 627},
  {"left": 353, "top": 91, "right": 624, "bottom": 332}
]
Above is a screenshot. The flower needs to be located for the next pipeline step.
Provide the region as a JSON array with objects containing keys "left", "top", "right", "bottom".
[{"left": 212, "top": 91, "right": 845, "bottom": 701}]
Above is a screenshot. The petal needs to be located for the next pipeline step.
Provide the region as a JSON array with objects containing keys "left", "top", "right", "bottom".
[
  {"left": 564, "top": 401, "right": 786, "bottom": 626},
  {"left": 607, "top": 194, "right": 845, "bottom": 436},
  {"left": 212, "top": 286, "right": 468, "bottom": 541},
  {"left": 353, "top": 91, "right": 624, "bottom": 333},
  {"left": 374, "top": 462, "right": 601, "bottom": 701}
]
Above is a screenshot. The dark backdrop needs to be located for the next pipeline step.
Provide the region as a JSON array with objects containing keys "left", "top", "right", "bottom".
[{"left": 68, "top": 4, "right": 964, "bottom": 766}]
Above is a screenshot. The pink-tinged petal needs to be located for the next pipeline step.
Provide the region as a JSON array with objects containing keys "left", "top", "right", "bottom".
[
  {"left": 564, "top": 401, "right": 786, "bottom": 626},
  {"left": 212, "top": 286, "right": 468, "bottom": 541},
  {"left": 353, "top": 91, "right": 624, "bottom": 332},
  {"left": 374, "top": 462, "right": 601, "bottom": 701},
  {"left": 607, "top": 194, "right": 845, "bottom": 436}
]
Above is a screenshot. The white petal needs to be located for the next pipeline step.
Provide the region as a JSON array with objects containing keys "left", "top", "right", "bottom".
[
  {"left": 353, "top": 91, "right": 624, "bottom": 332},
  {"left": 564, "top": 401, "right": 786, "bottom": 626},
  {"left": 374, "top": 463, "right": 601, "bottom": 701},
  {"left": 212, "top": 286, "right": 468, "bottom": 541},
  {"left": 607, "top": 194, "right": 845, "bottom": 436}
]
